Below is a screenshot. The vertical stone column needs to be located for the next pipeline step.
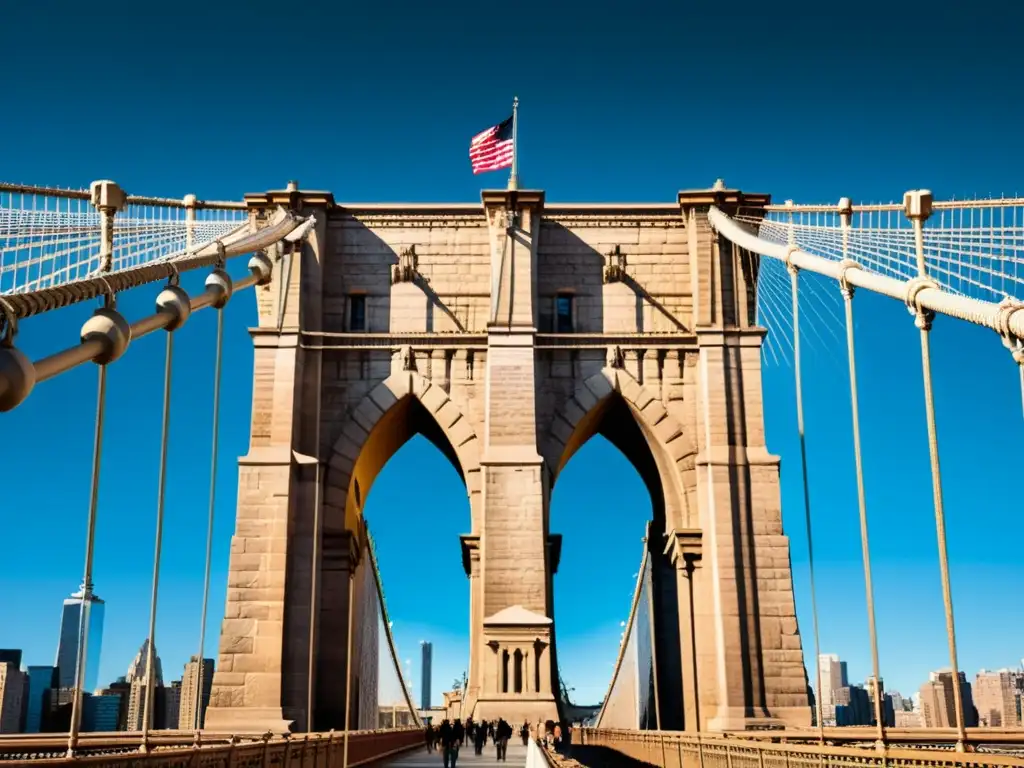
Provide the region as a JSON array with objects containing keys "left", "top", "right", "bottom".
[
  {"left": 667, "top": 530, "right": 703, "bottom": 732},
  {"left": 315, "top": 529, "right": 361, "bottom": 729},
  {"left": 473, "top": 189, "right": 557, "bottom": 724},
  {"left": 678, "top": 186, "right": 810, "bottom": 731},
  {"left": 206, "top": 186, "right": 333, "bottom": 734},
  {"left": 460, "top": 535, "right": 482, "bottom": 714}
]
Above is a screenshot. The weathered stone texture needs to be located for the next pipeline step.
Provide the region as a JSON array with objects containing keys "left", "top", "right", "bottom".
[{"left": 207, "top": 187, "right": 810, "bottom": 734}]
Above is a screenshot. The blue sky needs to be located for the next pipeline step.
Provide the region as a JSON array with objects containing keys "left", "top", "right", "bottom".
[{"left": 1, "top": 0, "right": 1022, "bottom": 712}]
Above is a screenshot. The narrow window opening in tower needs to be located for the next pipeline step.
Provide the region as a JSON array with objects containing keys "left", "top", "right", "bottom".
[
  {"left": 349, "top": 294, "right": 366, "bottom": 331},
  {"left": 555, "top": 293, "right": 574, "bottom": 333},
  {"left": 513, "top": 649, "right": 523, "bottom": 694},
  {"left": 502, "top": 650, "right": 510, "bottom": 693}
]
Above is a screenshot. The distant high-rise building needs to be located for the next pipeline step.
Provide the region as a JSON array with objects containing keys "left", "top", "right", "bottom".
[
  {"left": 24, "top": 666, "right": 57, "bottom": 733},
  {"left": 834, "top": 684, "right": 871, "bottom": 726},
  {"left": 178, "top": 657, "right": 214, "bottom": 730},
  {"left": 866, "top": 675, "right": 895, "bottom": 727},
  {"left": 0, "top": 661, "right": 26, "bottom": 733},
  {"left": 889, "top": 691, "right": 908, "bottom": 713},
  {"left": 974, "top": 669, "right": 1019, "bottom": 727},
  {"left": 920, "top": 670, "right": 978, "bottom": 728},
  {"left": 125, "top": 640, "right": 163, "bottom": 687},
  {"left": 816, "top": 654, "right": 845, "bottom": 725},
  {"left": 83, "top": 694, "right": 121, "bottom": 732},
  {"left": 43, "top": 687, "right": 78, "bottom": 732},
  {"left": 420, "top": 642, "right": 433, "bottom": 710},
  {"left": 0, "top": 651, "right": 22, "bottom": 668},
  {"left": 162, "top": 681, "right": 182, "bottom": 730},
  {"left": 97, "top": 677, "right": 131, "bottom": 732},
  {"left": 124, "top": 640, "right": 164, "bottom": 730},
  {"left": 126, "top": 679, "right": 149, "bottom": 731},
  {"left": 54, "top": 585, "right": 105, "bottom": 692}
]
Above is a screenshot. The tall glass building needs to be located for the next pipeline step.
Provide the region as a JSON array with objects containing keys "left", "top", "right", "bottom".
[
  {"left": 54, "top": 585, "right": 105, "bottom": 693},
  {"left": 24, "top": 666, "right": 57, "bottom": 732}
]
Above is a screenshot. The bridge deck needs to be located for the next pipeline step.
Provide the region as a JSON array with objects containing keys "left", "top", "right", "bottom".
[{"left": 386, "top": 741, "right": 528, "bottom": 767}]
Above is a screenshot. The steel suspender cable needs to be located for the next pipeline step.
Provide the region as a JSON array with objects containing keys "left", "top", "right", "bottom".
[
  {"left": 784, "top": 206, "right": 825, "bottom": 747},
  {"left": 141, "top": 329, "right": 175, "bottom": 752},
  {"left": 194, "top": 306, "right": 225, "bottom": 730},
  {"left": 907, "top": 199, "right": 968, "bottom": 752},
  {"left": 789, "top": 265, "right": 825, "bottom": 748},
  {"left": 837, "top": 204, "right": 888, "bottom": 754},
  {"left": 65, "top": 364, "right": 108, "bottom": 758}
]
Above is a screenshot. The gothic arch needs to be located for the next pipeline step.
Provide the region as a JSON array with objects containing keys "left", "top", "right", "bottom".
[
  {"left": 324, "top": 370, "right": 482, "bottom": 533},
  {"left": 543, "top": 368, "right": 697, "bottom": 530}
]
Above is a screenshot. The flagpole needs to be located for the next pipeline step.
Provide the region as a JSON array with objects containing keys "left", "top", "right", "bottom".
[{"left": 508, "top": 96, "right": 519, "bottom": 190}]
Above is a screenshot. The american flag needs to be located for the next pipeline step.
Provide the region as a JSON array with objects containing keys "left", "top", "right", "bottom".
[{"left": 469, "top": 116, "right": 514, "bottom": 174}]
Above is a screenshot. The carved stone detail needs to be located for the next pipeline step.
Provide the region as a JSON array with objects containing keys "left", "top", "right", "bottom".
[
  {"left": 606, "top": 345, "right": 624, "bottom": 369},
  {"left": 400, "top": 345, "right": 416, "bottom": 371},
  {"left": 392, "top": 245, "right": 418, "bottom": 284},
  {"left": 604, "top": 244, "right": 627, "bottom": 283}
]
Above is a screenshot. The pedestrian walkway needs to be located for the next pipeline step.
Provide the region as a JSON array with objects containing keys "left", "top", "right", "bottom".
[{"left": 385, "top": 741, "right": 528, "bottom": 767}]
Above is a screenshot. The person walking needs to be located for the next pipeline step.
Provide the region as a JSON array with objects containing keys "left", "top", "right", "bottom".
[
  {"left": 494, "top": 718, "right": 512, "bottom": 761},
  {"left": 440, "top": 720, "right": 460, "bottom": 768},
  {"left": 474, "top": 719, "right": 487, "bottom": 755}
]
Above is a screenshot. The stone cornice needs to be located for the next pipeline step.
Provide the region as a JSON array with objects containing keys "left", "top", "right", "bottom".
[
  {"left": 244, "top": 189, "right": 335, "bottom": 209},
  {"left": 677, "top": 188, "right": 771, "bottom": 209},
  {"left": 481, "top": 189, "right": 545, "bottom": 211},
  {"left": 695, "top": 446, "right": 780, "bottom": 467},
  {"left": 299, "top": 331, "right": 488, "bottom": 350},
  {"left": 665, "top": 527, "right": 703, "bottom": 568},
  {"left": 534, "top": 333, "right": 696, "bottom": 349},
  {"left": 694, "top": 327, "right": 769, "bottom": 347},
  {"left": 460, "top": 534, "right": 480, "bottom": 576},
  {"left": 290, "top": 330, "right": 701, "bottom": 351}
]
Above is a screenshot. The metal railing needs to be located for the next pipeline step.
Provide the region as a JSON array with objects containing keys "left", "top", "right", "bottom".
[
  {"left": 0, "top": 728, "right": 425, "bottom": 766},
  {"left": 577, "top": 728, "right": 1024, "bottom": 767}
]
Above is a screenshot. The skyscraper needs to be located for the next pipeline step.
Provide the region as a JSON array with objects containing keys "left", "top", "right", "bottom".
[
  {"left": 125, "top": 640, "right": 163, "bottom": 687},
  {"left": 973, "top": 669, "right": 1019, "bottom": 727},
  {"left": 816, "top": 654, "right": 845, "bottom": 725},
  {"left": 178, "top": 657, "right": 214, "bottom": 730},
  {"left": 24, "top": 666, "right": 57, "bottom": 733},
  {"left": 124, "top": 640, "right": 164, "bottom": 731},
  {"left": 420, "top": 641, "right": 432, "bottom": 710},
  {"left": 0, "top": 661, "right": 26, "bottom": 733},
  {"left": 54, "top": 585, "right": 105, "bottom": 693}
]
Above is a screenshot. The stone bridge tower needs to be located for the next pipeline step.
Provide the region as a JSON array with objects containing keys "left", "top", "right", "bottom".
[{"left": 204, "top": 181, "right": 811, "bottom": 733}]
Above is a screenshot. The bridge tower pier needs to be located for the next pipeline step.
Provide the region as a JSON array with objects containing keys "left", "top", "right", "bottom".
[
  {"left": 205, "top": 182, "right": 810, "bottom": 736},
  {"left": 677, "top": 187, "right": 811, "bottom": 730},
  {"left": 468, "top": 189, "right": 560, "bottom": 725}
]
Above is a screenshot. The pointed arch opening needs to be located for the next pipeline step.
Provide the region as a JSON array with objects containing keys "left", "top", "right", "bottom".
[
  {"left": 547, "top": 370, "right": 696, "bottom": 731},
  {"left": 317, "top": 373, "right": 481, "bottom": 732}
]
